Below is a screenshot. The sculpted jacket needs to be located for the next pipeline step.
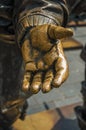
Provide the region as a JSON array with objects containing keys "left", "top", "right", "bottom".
[{"left": 0, "top": 0, "right": 86, "bottom": 44}]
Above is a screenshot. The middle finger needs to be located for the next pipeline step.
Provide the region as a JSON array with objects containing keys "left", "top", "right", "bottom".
[{"left": 30, "top": 72, "right": 42, "bottom": 94}]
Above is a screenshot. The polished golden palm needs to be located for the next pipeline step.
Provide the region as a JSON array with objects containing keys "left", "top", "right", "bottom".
[{"left": 21, "top": 24, "right": 73, "bottom": 94}]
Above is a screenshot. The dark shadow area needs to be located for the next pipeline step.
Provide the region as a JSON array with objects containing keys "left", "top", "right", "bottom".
[
  {"left": 80, "top": 44, "right": 86, "bottom": 81},
  {"left": 43, "top": 102, "right": 50, "bottom": 110},
  {"left": 0, "top": 42, "right": 24, "bottom": 129},
  {"left": 52, "top": 108, "right": 79, "bottom": 130},
  {"left": 0, "top": 126, "right": 14, "bottom": 130},
  {"left": 43, "top": 102, "right": 79, "bottom": 130},
  {"left": 0, "top": 41, "right": 23, "bottom": 105}
]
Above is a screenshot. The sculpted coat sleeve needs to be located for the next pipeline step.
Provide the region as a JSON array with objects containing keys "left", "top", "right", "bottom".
[
  {"left": 13, "top": 0, "right": 73, "bottom": 93},
  {"left": 14, "top": 0, "right": 70, "bottom": 43}
]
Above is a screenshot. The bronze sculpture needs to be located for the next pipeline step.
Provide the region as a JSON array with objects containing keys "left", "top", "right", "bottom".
[
  {"left": 0, "top": 0, "right": 73, "bottom": 128},
  {"left": 0, "top": 0, "right": 85, "bottom": 129}
]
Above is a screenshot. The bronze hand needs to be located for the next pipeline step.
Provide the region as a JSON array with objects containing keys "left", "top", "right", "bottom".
[{"left": 21, "top": 24, "right": 73, "bottom": 94}]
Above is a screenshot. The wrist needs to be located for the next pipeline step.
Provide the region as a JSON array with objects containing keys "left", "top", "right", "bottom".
[
  {"left": 15, "top": 1, "right": 69, "bottom": 46},
  {"left": 16, "top": 14, "right": 58, "bottom": 46}
]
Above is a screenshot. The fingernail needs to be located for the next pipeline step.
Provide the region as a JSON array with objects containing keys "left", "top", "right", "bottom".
[
  {"left": 22, "top": 83, "right": 29, "bottom": 92},
  {"left": 42, "top": 84, "right": 51, "bottom": 93},
  {"left": 30, "top": 84, "right": 40, "bottom": 94}
]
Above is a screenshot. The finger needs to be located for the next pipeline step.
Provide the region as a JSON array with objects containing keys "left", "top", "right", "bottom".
[
  {"left": 42, "top": 70, "right": 54, "bottom": 93},
  {"left": 30, "top": 72, "right": 42, "bottom": 94},
  {"left": 53, "top": 60, "right": 69, "bottom": 88},
  {"left": 53, "top": 42, "right": 69, "bottom": 87},
  {"left": 22, "top": 72, "right": 31, "bottom": 92},
  {"left": 48, "top": 24, "right": 73, "bottom": 40}
]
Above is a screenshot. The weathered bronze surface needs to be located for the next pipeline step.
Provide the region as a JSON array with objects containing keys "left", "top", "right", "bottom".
[
  {"left": 0, "top": 0, "right": 85, "bottom": 129},
  {"left": 21, "top": 24, "right": 73, "bottom": 94}
]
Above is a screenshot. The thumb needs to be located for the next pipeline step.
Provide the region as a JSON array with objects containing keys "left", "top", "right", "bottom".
[{"left": 48, "top": 24, "right": 73, "bottom": 40}]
